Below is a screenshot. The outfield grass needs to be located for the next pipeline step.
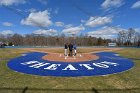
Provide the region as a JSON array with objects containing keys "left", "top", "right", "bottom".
[{"left": 0, "top": 48, "right": 140, "bottom": 93}]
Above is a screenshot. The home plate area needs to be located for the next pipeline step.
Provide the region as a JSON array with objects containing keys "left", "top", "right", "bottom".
[
  {"left": 42, "top": 53, "right": 99, "bottom": 62},
  {"left": 7, "top": 52, "right": 134, "bottom": 77}
]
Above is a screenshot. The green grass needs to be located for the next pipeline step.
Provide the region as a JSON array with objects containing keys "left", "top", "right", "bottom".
[{"left": 0, "top": 48, "right": 140, "bottom": 93}]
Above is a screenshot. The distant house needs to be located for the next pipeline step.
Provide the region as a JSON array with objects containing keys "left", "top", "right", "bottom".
[
  {"left": 108, "top": 43, "right": 117, "bottom": 47},
  {"left": 0, "top": 42, "right": 4, "bottom": 48},
  {"left": 0, "top": 42, "right": 6, "bottom": 48}
]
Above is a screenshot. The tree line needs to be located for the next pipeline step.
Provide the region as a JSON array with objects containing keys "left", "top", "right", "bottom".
[
  {"left": 117, "top": 28, "right": 140, "bottom": 46},
  {"left": 0, "top": 34, "right": 111, "bottom": 46},
  {"left": 0, "top": 28, "right": 140, "bottom": 47}
]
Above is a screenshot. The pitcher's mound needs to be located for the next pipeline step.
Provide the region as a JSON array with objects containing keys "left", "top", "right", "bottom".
[{"left": 42, "top": 53, "right": 99, "bottom": 62}]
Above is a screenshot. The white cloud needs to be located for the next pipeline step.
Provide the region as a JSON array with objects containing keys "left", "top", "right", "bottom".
[
  {"left": 16, "top": 9, "right": 22, "bottom": 12},
  {"left": 55, "top": 22, "right": 64, "bottom": 27},
  {"left": 87, "top": 26, "right": 126, "bottom": 39},
  {"left": 0, "top": 0, "right": 25, "bottom": 6},
  {"left": 23, "top": 8, "right": 37, "bottom": 13},
  {"left": 0, "top": 30, "right": 14, "bottom": 35},
  {"left": 33, "top": 29, "right": 57, "bottom": 36},
  {"left": 65, "top": 24, "right": 73, "bottom": 28},
  {"left": 62, "top": 25, "right": 85, "bottom": 35},
  {"left": 21, "top": 10, "right": 52, "bottom": 27},
  {"left": 135, "top": 28, "right": 140, "bottom": 32},
  {"left": 37, "top": 0, "right": 47, "bottom": 5},
  {"left": 101, "top": 0, "right": 124, "bottom": 10},
  {"left": 85, "top": 16, "right": 112, "bottom": 27},
  {"left": 27, "top": 8, "right": 37, "bottom": 12},
  {"left": 131, "top": 1, "right": 140, "bottom": 9},
  {"left": 2, "top": 22, "right": 13, "bottom": 26},
  {"left": 81, "top": 20, "right": 86, "bottom": 23}
]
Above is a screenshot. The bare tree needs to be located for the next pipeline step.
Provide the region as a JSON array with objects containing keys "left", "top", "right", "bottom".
[
  {"left": 9, "top": 34, "right": 24, "bottom": 46},
  {"left": 126, "top": 28, "right": 136, "bottom": 46},
  {"left": 117, "top": 30, "right": 127, "bottom": 46}
]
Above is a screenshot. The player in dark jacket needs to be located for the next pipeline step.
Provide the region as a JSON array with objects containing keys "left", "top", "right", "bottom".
[
  {"left": 64, "top": 43, "right": 68, "bottom": 56},
  {"left": 68, "top": 43, "right": 73, "bottom": 56}
]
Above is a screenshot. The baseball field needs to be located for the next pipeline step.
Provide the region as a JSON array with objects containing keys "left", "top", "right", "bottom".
[{"left": 0, "top": 47, "right": 140, "bottom": 93}]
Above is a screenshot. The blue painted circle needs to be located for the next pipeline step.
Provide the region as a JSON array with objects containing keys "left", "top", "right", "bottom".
[{"left": 7, "top": 52, "right": 134, "bottom": 77}]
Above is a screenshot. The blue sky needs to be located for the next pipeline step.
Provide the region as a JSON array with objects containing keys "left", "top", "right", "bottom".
[{"left": 0, "top": 0, "right": 140, "bottom": 39}]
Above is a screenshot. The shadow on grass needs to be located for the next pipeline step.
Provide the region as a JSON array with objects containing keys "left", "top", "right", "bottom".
[
  {"left": 129, "top": 58, "right": 140, "bottom": 60},
  {"left": 0, "top": 87, "right": 140, "bottom": 93}
]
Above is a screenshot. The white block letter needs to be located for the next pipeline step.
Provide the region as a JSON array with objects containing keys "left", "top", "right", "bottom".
[
  {"left": 62, "top": 64, "right": 78, "bottom": 70},
  {"left": 93, "top": 63, "right": 109, "bottom": 68},
  {"left": 79, "top": 64, "right": 94, "bottom": 70},
  {"left": 21, "top": 61, "right": 39, "bottom": 65},
  {"left": 101, "top": 61, "right": 119, "bottom": 66},
  {"left": 44, "top": 64, "right": 61, "bottom": 70},
  {"left": 29, "top": 62, "right": 50, "bottom": 68}
]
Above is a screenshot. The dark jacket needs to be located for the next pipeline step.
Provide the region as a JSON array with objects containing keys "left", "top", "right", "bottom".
[
  {"left": 64, "top": 44, "right": 68, "bottom": 49},
  {"left": 69, "top": 44, "right": 73, "bottom": 51}
]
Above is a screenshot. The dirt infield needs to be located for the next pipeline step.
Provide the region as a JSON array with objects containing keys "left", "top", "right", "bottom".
[
  {"left": 20, "top": 47, "right": 122, "bottom": 62},
  {"left": 42, "top": 53, "right": 99, "bottom": 62}
]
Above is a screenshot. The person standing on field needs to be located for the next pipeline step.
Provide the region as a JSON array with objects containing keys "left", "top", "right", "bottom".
[
  {"left": 64, "top": 43, "right": 68, "bottom": 56},
  {"left": 68, "top": 43, "right": 73, "bottom": 56},
  {"left": 73, "top": 44, "right": 77, "bottom": 56}
]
